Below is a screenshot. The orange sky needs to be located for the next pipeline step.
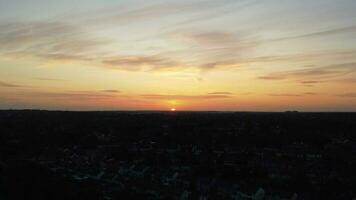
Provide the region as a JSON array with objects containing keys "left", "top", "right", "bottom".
[{"left": 1, "top": 0, "right": 356, "bottom": 111}]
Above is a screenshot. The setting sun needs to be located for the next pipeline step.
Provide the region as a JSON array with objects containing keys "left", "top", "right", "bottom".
[{"left": 170, "top": 108, "right": 176, "bottom": 111}]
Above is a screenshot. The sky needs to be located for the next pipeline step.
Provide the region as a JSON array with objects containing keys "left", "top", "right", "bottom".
[{"left": 1, "top": 0, "right": 356, "bottom": 111}]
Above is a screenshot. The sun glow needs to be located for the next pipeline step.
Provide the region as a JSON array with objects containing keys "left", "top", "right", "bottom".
[{"left": 170, "top": 108, "right": 176, "bottom": 111}]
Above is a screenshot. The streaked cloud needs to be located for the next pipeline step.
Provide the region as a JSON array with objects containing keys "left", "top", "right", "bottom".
[
  {"left": 12, "top": 90, "right": 124, "bottom": 103},
  {"left": 101, "top": 90, "right": 120, "bottom": 93},
  {"left": 208, "top": 92, "right": 233, "bottom": 95},
  {"left": 35, "top": 78, "right": 66, "bottom": 81},
  {"left": 141, "top": 93, "right": 232, "bottom": 101},
  {"left": 102, "top": 55, "right": 179, "bottom": 71},
  {"left": 166, "top": 0, "right": 259, "bottom": 30},
  {"left": 0, "top": 20, "right": 107, "bottom": 64},
  {"left": 32, "top": 91, "right": 116, "bottom": 99},
  {"left": 258, "top": 76, "right": 285, "bottom": 80},
  {"left": 186, "top": 32, "right": 237, "bottom": 47},
  {"left": 336, "top": 93, "right": 356, "bottom": 98},
  {"left": 300, "top": 81, "right": 321, "bottom": 84},
  {"left": 86, "top": 0, "right": 240, "bottom": 25},
  {"left": 268, "top": 92, "right": 318, "bottom": 97},
  {"left": 268, "top": 93, "right": 302, "bottom": 97},
  {"left": 0, "top": 21, "right": 101, "bottom": 50},
  {"left": 245, "top": 50, "right": 356, "bottom": 64},
  {"left": 271, "top": 25, "right": 356, "bottom": 42},
  {"left": 258, "top": 62, "right": 356, "bottom": 84},
  {"left": 0, "top": 80, "right": 22, "bottom": 88},
  {"left": 304, "top": 92, "right": 318, "bottom": 95}
]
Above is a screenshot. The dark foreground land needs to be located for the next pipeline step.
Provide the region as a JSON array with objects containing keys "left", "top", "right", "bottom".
[{"left": 0, "top": 110, "right": 356, "bottom": 200}]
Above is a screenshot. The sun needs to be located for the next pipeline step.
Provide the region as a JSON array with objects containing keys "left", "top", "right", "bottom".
[{"left": 170, "top": 108, "right": 176, "bottom": 111}]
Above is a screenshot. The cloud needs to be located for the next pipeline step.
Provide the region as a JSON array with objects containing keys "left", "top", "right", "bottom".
[
  {"left": 101, "top": 90, "right": 120, "bottom": 93},
  {"left": 140, "top": 94, "right": 232, "bottom": 101},
  {"left": 102, "top": 55, "right": 179, "bottom": 71},
  {"left": 37, "top": 91, "right": 116, "bottom": 99},
  {"left": 268, "top": 92, "right": 319, "bottom": 97},
  {"left": 337, "top": 78, "right": 356, "bottom": 83},
  {"left": 0, "top": 19, "right": 255, "bottom": 73},
  {"left": 197, "top": 61, "right": 239, "bottom": 71},
  {"left": 0, "top": 81, "right": 22, "bottom": 88},
  {"left": 35, "top": 53, "right": 94, "bottom": 62},
  {"left": 0, "top": 20, "right": 183, "bottom": 72},
  {"left": 1, "top": 20, "right": 186, "bottom": 72},
  {"left": 87, "top": 0, "right": 239, "bottom": 25},
  {"left": 258, "top": 62, "right": 356, "bottom": 84},
  {"left": 336, "top": 93, "right": 356, "bottom": 98},
  {"left": 13, "top": 90, "right": 124, "bottom": 103},
  {"left": 0, "top": 21, "right": 76, "bottom": 46},
  {"left": 187, "top": 32, "right": 237, "bottom": 46},
  {"left": 268, "top": 93, "right": 302, "bottom": 97},
  {"left": 176, "top": 30, "right": 259, "bottom": 63},
  {"left": 0, "top": 20, "right": 107, "bottom": 63},
  {"left": 35, "top": 78, "right": 66, "bottom": 81},
  {"left": 271, "top": 25, "right": 356, "bottom": 42},
  {"left": 208, "top": 92, "right": 233, "bottom": 95},
  {"left": 288, "top": 63, "right": 355, "bottom": 77},
  {"left": 245, "top": 50, "right": 356, "bottom": 64},
  {"left": 304, "top": 92, "right": 318, "bottom": 95},
  {"left": 1, "top": 4, "right": 354, "bottom": 76},
  {"left": 300, "top": 80, "right": 322, "bottom": 87},
  {"left": 258, "top": 76, "right": 285, "bottom": 80},
  {"left": 167, "top": 0, "right": 259, "bottom": 30},
  {"left": 300, "top": 80, "right": 321, "bottom": 84},
  {"left": 0, "top": 20, "right": 248, "bottom": 73}
]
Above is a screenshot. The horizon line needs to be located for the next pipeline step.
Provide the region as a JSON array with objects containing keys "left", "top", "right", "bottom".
[{"left": 1, "top": 109, "right": 356, "bottom": 113}]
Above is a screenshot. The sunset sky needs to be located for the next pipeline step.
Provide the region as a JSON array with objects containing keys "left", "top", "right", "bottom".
[{"left": 1, "top": 0, "right": 356, "bottom": 111}]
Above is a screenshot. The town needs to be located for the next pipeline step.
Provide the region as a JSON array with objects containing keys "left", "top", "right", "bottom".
[{"left": 1, "top": 110, "right": 355, "bottom": 199}]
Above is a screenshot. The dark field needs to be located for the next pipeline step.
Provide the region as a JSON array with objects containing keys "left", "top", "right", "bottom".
[{"left": 0, "top": 110, "right": 356, "bottom": 200}]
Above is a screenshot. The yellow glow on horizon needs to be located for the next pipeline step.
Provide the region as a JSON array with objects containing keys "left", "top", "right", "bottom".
[{"left": 168, "top": 100, "right": 179, "bottom": 105}]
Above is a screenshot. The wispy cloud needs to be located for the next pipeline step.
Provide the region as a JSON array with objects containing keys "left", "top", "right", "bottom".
[
  {"left": 165, "top": 0, "right": 259, "bottom": 30},
  {"left": 101, "top": 90, "right": 120, "bottom": 93},
  {"left": 300, "top": 80, "right": 321, "bottom": 84},
  {"left": 175, "top": 30, "right": 259, "bottom": 66},
  {"left": 258, "top": 62, "right": 356, "bottom": 85},
  {"left": 141, "top": 93, "right": 232, "bottom": 101},
  {"left": 268, "top": 93, "right": 302, "bottom": 97},
  {"left": 19, "top": 90, "right": 123, "bottom": 101},
  {"left": 208, "top": 92, "right": 233, "bottom": 95},
  {"left": 186, "top": 32, "right": 238, "bottom": 47},
  {"left": 1, "top": 21, "right": 79, "bottom": 48},
  {"left": 35, "top": 77, "right": 66, "bottom": 81},
  {"left": 102, "top": 55, "right": 179, "bottom": 71},
  {"left": 258, "top": 76, "right": 285, "bottom": 80},
  {"left": 268, "top": 92, "right": 318, "bottom": 97},
  {"left": 244, "top": 50, "right": 356, "bottom": 64},
  {"left": 271, "top": 25, "right": 356, "bottom": 42},
  {"left": 86, "top": 0, "right": 240, "bottom": 25},
  {"left": 304, "top": 92, "right": 318, "bottom": 95},
  {"left": 0, "top": 20, "right": 107, "bottom": 63},
  {"left": 0, "top": 18, "right": 257, "bottom": 73},
  {"left": 0, "top": 81, "right": 22, "bottom": 88},
  {"left": 39, "top": 92, "right": 114, "bottom": 99},
  {"left": 198, "top": 60, "right": 241, "bottom": 71},
  {"left": 336, "top": 93, "right": 356, "bottom": 98}
]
